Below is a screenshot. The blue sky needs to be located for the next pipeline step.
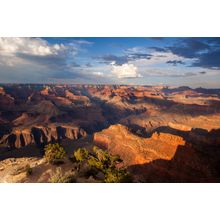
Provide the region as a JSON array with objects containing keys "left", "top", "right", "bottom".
[{"left": 0, "top": 37, "right": 220, "bottom": 88}]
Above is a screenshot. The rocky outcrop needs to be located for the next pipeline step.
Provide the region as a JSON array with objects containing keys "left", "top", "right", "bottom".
[
  {"left": 28, "top": 100, "right": 61, "bottom": 116},
  {"left": 168, "top": 122, "right": 192, "bottom": 131},
  {"left": 94, "top": 124, "right": 220, "bottom": 182},
  {"left": 94, "top": 124, "right": 185, "bottom": 166},
  {"left": 0, "top": 87, "right": 14, "bottom": 110},
  {"left": 0, "top": 125, "right": 86, "bottom": 148},
  {"left": 151, "top": 132, "right": 185, "bottom": 146},
  {"left": 65, "top": 90, "right": 90, "bottom": 104},
  {"left": 40, "top": 87, "right": 50, "bottom": 96}
]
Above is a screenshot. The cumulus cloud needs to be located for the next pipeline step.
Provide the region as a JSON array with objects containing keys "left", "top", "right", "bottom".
[
  {"left": 0, "top": 37, "right": 66, "bottom": 57},
  {"left": 0, "top": 37, "right": 71, "bottom": 68},
  {"left": 112, "top": 63, "right": 142, "bottom": 79}
]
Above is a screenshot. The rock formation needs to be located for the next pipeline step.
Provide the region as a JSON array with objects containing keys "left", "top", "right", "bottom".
[
  {"left": 94, "top": 124, "right": 185, "bottom": 166},
  {"left": 0, "top": 124, "right": 86, "bottom": 148}
]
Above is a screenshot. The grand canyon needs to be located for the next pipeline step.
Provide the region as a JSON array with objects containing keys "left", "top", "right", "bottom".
[{"left": 0, "top": 84, "right": 220, "bottom": 182}]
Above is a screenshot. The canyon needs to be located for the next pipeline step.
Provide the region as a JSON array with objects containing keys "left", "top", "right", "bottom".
[{"left": 0, "top": 84, "right": 220, "bottom": 182}]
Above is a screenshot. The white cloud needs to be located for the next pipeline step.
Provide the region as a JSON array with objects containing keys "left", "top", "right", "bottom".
[
  {"left": 0, "top": 37, "right": 66, "bottom": 56},
  {"left": 0, "top": 37, "right": 69, "bottom": 67},
  {"left": 112, "top": 63, "right": 142, "bottom": 78}
]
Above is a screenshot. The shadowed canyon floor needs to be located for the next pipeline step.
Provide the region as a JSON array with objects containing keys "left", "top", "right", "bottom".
[{"left": 0, "top": 84, "right": 220, "bottom": 182}]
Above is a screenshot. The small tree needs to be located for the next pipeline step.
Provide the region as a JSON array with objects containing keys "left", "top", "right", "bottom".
[
  {"left": 88, "top": 146, "right": 132, "bottom": 183},
  {"left": 44, "top": 143, "right": 66, "bottom": 164},
  {"left": 104, "top": 168, "right": 132, "bottom": 183}
]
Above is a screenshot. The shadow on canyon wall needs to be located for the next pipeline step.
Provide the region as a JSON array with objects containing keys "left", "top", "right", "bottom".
[
  {"left": 0, "top": 145, "right": 43, "bottom": 161},
  {"left": 128, "top": 140, "right": 220, "bottom": 183}
]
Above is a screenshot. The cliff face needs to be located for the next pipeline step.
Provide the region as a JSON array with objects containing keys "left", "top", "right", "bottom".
[
  {"left": 0, "top": 125, "right": 86, "bottom": 148},
  {"left": 0, "top": 87, "right": 14, "bottom": 110},
  {"left": 94, "top": 124, "right": 185, "bottom": 166},
  {"left": 94, "top": 124, "right": 220, "bottom": 182}
]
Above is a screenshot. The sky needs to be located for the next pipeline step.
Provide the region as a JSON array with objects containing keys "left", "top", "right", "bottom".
[{"left": 0, "top": 37, "right": 220, "bottom": 88}]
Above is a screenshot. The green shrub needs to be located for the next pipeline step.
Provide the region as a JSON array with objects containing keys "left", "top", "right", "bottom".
[
  {"left": 44, "top": 143, "right": 66, "bottom": 164},
  {"left": 93, "top": 146, "right": 109, "bottom": 163},
  {"left": 104, "top": 168, "right": 132, "bottom": 183},
  {"left": 49, "top": 167, "right": 76, "bottom": 183},
  {"left": 66, "top": 146, "right": 132, "bottom": 183},
  {"left": 91, "top": 147, "right": 123, "bottom": 169},
  {"left": 87, "top": 147, "right": 132, "bottom": 183},
  {"left": 74, "top": 148, "right": 89, "bottom": 162},
  {"left": 87, "top": 156, "right": 103, "bottom": 170}
]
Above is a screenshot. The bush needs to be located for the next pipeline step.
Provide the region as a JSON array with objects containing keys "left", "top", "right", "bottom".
[
  {"left": 25, "top": 164, "right": 33, "bottom": 176},
  {"left": 104, "top": 168, "right": 133, "bottom": 183},
  {"left": 92, "top": 147, "right": 132, "bottom": 182},
  {"left": 87, "top": 156, "right": 103, "bottom": 170},
  {"left": 91, "top": 147, "right": 123, "bottom": 169},
  {"left": 49, "top": 167, "right": 76, "bottom": 183},
  {"left": 44, "top": 143, "right": 66, "bottom": 164},
  {"left": 44, "top": 145, "right": 132, "bottom": 183},
  {"left": 74, "top": 148, "right": 89, "bottom": 162}
]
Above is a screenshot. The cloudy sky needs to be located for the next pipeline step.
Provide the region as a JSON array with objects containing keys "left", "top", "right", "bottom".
[{"left": 0, "top": 37, "right": 220, "bottom": 88}]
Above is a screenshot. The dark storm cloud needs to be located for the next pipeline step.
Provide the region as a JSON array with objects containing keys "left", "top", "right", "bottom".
[
  {"left": 192, "top": 49, "right": 220, "bottom": 69},
  {"left": 149, "top": 38, "right": 212, "bottom": 58},
  {"left": 96, "top": 53, "right": 152, "bottom": 65},
  {"left": 166, "top": 60, "right": 185, "bottom": 65},
  {"left": 163, "top": 38, "right": 220, "bottom": 70},
  {"left": 98, "top": 54, "right": 128, "bottom": 65},
  {"left": 96, "top": 37, "right": 220, "bottom": 70},
  {"left": 168, "top": 38, "right": 210, "bottom": 59}
]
